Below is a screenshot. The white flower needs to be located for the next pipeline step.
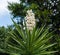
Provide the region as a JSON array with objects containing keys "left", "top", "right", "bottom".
[{"left": 25, "top": 9, "right": 36, "bottom": 31}]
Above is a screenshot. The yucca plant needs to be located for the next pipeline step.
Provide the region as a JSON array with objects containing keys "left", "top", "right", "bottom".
[{"left": 0, "top": 19, "right": 57, "bottom": 55}]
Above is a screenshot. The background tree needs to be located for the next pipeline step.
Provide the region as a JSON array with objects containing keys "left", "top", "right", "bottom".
[
  {"left": 8, "top": 0, "right": 60, "bottom": 30},
  {"left": 0, "top": 26, "right": 13, "bottom": 55},
  {"left": 0, "top": 26, "right": 7, "bottom": 49},
  {"left": 0, "top": 26, "right": 8, "bottom": 55}
]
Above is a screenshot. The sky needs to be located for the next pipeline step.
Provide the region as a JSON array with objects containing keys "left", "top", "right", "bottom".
[{"left": 0, "top": 0, "right": 19, "bottom": 27}]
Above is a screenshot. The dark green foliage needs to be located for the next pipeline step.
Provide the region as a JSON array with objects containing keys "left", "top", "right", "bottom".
[
  {"left": 0, "top": 26, "right": 9, "bottom": 55},
  {"left": 0, "top": 52, "right": 9, "bottom": 55},
  {"left": 8, "top": 2, "right": 26, "bottom": 18},
  {"left": 0, "top": 26, "right": 13, "bottom": 55},
  {"left": 0, "top": 26, "right": 7, "bottom": 49}
]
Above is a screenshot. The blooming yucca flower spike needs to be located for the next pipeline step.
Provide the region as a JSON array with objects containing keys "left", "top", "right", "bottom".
[{"left": 25, "top": 9, "right": 36, "bottom": 31}]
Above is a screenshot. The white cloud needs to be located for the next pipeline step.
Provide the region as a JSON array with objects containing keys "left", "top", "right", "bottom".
[{"left": 0, "top": 0, "right": 19, "bottom": 16}]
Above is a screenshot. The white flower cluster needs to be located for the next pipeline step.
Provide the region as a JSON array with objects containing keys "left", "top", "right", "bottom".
[{"left": 25, "top": 10, "right": 36, "bottom": 31}]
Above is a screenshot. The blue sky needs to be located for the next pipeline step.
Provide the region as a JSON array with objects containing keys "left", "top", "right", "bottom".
[
  {"left": 0, "top": 0, "right": 19, "bottom": 27},
  {"left": 0, "top": 12, "right": 12, "bottom": 27}
]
